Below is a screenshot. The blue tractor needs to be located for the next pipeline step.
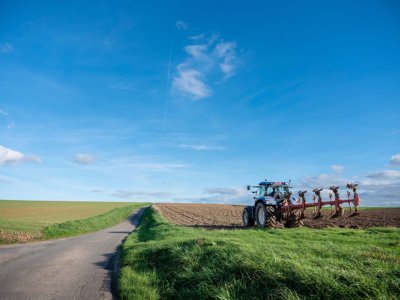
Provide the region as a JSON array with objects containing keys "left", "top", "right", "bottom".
[{"left": 242, "top": 180, "right": 303, "bottom": 228}]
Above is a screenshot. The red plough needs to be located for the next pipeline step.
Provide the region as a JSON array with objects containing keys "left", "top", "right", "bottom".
[{"left": 283, "top": 183, "right": 360, "bottom": 219}]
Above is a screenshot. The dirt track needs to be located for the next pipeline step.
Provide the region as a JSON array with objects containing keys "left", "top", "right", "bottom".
[{"left": 154, "top": 204, "right": 400, "bottom": 229}]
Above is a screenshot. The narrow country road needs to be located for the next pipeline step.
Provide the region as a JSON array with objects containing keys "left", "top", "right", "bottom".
[{"left": 0, "top": 208, "right": 144, "bottom": 300}]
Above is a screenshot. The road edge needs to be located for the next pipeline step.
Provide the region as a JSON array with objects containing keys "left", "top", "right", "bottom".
[{"left": 111, "top": 207, "right": 147, "bottom": 300}]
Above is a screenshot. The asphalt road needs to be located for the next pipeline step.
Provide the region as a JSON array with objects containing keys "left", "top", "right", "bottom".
[{"left": 0, "top": 208, "right": 144, "bottom": 300}]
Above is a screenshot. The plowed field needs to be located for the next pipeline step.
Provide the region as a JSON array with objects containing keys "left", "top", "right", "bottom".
[{"left": 154, "top": 203, "right": 400, "bottom": 229}]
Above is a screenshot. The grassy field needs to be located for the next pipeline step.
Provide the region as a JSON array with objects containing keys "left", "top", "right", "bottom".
[
  {"left": 0, "top": 200, "right": 147, "bottom": 243},
  {"left": 119, "top": 206, "right": 400, "bottom": 300}
]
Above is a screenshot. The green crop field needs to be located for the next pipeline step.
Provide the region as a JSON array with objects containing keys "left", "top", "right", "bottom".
[
  {"left": 0, "top": 200, "right": 147, "bottom": 243},
  {"left": 119, "top": 207, "right": 400, "bottom": 300}
]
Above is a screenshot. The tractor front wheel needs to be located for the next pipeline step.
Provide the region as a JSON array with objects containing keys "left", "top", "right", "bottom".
[
  {"left": 242, "top": 207, "right": 255, "bottom": 227},
  {"left": 255, "top": 202, "right": 266, "bottom": 228}
]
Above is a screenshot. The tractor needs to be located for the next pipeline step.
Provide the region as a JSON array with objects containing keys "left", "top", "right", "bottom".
[
  {"left": 243, "top": 180, "right": 360, "bottom": 228},
  {"left": 242, "top": 181, "right": 302, "bottom": 228}
]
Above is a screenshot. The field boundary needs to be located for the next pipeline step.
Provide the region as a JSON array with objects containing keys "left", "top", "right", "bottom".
[{"left": 1, "top": 203, "right": 147, "bottom": 244}]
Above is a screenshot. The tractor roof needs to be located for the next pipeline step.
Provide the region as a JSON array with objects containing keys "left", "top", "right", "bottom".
[{"left": 259, "top": 181, "right": 289, "bottom": 186}]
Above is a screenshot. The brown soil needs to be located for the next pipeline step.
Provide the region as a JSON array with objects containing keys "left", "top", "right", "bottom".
[{"left": 154, "top": 203, "right": 400, "bottom": 229}]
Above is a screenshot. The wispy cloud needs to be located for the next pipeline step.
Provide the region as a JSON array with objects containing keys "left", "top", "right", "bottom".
[
  {"left": 126, "top": 162, "right": 186, "bottom": 171},
  {"left": 178, "top": 144, "right": 225, "bottom": 151},
  {"left": 390, "top": 153, "right": 400, "bottom": 166},
  {"left": 111, "top": 190, "right": 173, "bottom": 198},
  {"left": 0, "top": 145, "right": 42, "bottom": 165},
  {"left": 175, "top": 186, "right": 249, "bottom": 204},
  {"left": 73, "top": 153, "right": 96, "bottom": 165},
  {"left": 214, "top": 41, "right": 238, "bottom": 79},
  {"left": 172, "top": 34, "right": 239, "bottom": 100},
  {"left": 173, "top": 68, "right": 211, "bottom": 99},
  {"left": 0, "top": 109, "right": 15, "bottom": 129},
  {"left": 175, "top": 20, "right": 188, "bottom": 30},
  {"left": 362, "top": 170, "right": 400, "bottom": 185},
  {"left": 0, "top": 43, "right": 13, "bottom": 54},
  {"left": 0, "top": 174, "right": 14, "bottom": 184},
  {"left": 204, "top": 187, "right": 240, "bottom": 196},
  {"left": 7, "top": 121, "right": 15, "bottom": 129},
  {"left": 331, "top": 165, "right": 345, "bottom": 173},
  {"left": 108, "top": 79, "right": 136, "bottom": 91}
]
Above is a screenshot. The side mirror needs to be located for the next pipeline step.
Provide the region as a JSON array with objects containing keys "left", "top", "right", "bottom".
[{"left": 247, "top": 185, "right": 250, "bottom": 191}]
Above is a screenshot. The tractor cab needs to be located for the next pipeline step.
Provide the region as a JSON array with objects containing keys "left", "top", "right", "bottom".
[{"left": 249, "top": 181, "right": 291, "bottom": 204}]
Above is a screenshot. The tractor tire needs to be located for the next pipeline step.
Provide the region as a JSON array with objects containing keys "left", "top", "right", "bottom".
[
  {"left": 255, "top": 202, "right": 266, "bottom": 228},
  {"left": 265, "top": 206, "right": 283, "bottom": 228},
  {"left": 255, "top": 202, "right": 282, "bottom": 228},
  {"left": 285, "top": 210, "right": 304, "bottom": 228},
  {"left": 242, "top": 207, "right": 255, "bottom": 227}
]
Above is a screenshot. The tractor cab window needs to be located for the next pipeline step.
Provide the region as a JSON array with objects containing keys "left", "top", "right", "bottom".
[
  {"left": 266, "top": 186, "right": 274, "bottom": 196},
  {"left": 258, "top": 186, "right": 265, "bottom": 197}
]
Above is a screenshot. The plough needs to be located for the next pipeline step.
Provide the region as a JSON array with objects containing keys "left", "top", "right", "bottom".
[{"left": 243, "top": 181, "right": 360, "bottom": 228}]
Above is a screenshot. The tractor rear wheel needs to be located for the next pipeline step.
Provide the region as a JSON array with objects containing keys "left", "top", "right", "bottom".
[
  {"left": 285, "top": 210, "right": 304, "bottom": 228},
  {"left": 265, "top": 206, "right": 283, "bottom": 228},
  {"left": 255, "top": 202, "right": 282, "bottom": 228},
  {"left": 242, "top": 207, "right": 255, "bottom": 227}
]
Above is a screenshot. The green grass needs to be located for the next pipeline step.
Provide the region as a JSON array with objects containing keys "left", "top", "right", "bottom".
[
  {"left": 0, "top": 200, "right": 148, "bottom": 243},
  {"left": 43, "top": 203, "right": 147, "bottom": 239},
  {"left": 119, "top": 206, "right": 400, "bottom": 300}
]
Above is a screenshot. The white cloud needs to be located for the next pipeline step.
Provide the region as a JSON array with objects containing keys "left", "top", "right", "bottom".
[
  {"left": 178, "top": 144, "right": 225, "bottom": 151},
  {"left": 214, "top": 41, "right": 237, "bottom": 79},
  {"left": 362, "top": 170, "right": 400, "bottom": 186},
  {"left": 73, "top": 153, "right": 96, "bottom": 165},
  {"left": 111, "top": 190, "right": 173, "bottom": 198},
  {"left": 299, "top": 167, "right": 400, "bottom": 206},
  {"left": 172, "top": 34, "right": 239, "bottom": 100},
  {"left": 189, "top": 33, "right": 206, "bottom": 41},
  {"left": 176, "top": 21, "right": 188, "bottom": 30},
  {"left": 390, "top": 154, "right": 400, "bottom": 166},
  {"left": 0, "top": 145, "right": 42, "bottom": 165},
  {"left": 204, "top": 187, "right": 239, "bottom": 196},
  {"left": 175, "top": 186, "right": 249, "bottom": 204},
  {"left": 301, "top": 173, "right": 348, "bottom": 188},
  {"left": 0, "top": 109, "right": 8, "bottom": 116},
  {"left": 173, "top": 67, "right": 211, "bottom": 99},
  {"left": 0, "top": 43, "right": 13, "bottom": 54},
  {"left": 331, "top": 165, "right": 345, "bottom": 173}
]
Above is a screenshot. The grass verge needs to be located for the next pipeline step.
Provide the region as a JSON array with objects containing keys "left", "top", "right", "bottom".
[
  {"left": 119, "top": 206, "right": 400, "bottom": 300},
  {"left": 43, "top": 203, "right": 146, "bottom": 239}
]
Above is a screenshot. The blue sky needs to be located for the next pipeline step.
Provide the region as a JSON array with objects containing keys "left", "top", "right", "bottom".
[{"left": 1, "top": 0, "right": 399, "bottom": 205}]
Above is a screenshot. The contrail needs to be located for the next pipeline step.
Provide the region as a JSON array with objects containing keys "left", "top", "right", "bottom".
[{"left": 163, "top": 43, "right": 172, "bottom": 131}]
